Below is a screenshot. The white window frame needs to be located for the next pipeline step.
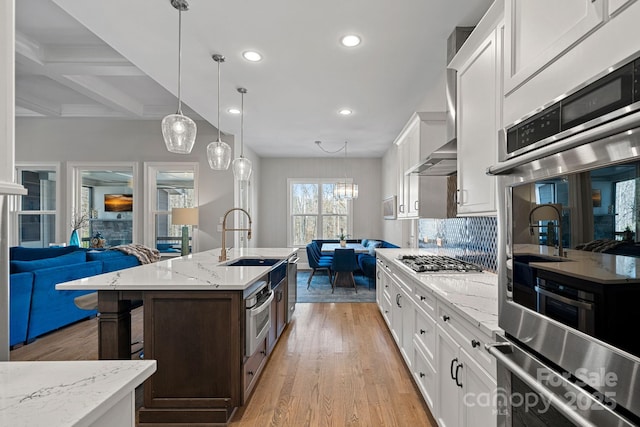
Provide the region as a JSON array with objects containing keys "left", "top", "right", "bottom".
[
  {"left": 67, "top": 162, "right": 140, "bottom": 244},
  {"left": 13, "top": 162, "right": 61, "bottom": 247},
  {"left": 287, "top": 178, "right": 354, "bottom": 247},
  {"left": 144, "top": 162, "right": 199, "bottom": 252}
]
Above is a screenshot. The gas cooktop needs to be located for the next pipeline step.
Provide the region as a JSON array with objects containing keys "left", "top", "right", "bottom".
[{"left": 398, "top": 255, "right": 483, "bottom": 273}]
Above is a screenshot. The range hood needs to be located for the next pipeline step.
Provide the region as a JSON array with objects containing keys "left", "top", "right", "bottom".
[
  {"left": 408, "top": 27, "right": 473, "bottom": 177},
  {"left": 407, "top": 140, "right": 457, "bottom": 176}
]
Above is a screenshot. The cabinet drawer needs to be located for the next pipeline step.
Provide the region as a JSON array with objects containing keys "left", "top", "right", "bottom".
[
  {"left": 243, "top": 338, "right": 267, "bottom": 402},
  {"left": 381, "top": 292, "right": 392, "bottom": 327},
  {"left": 437, "top": 305, "right": 496, "bottom": 378},
  {"left": 414, "top": 305, "right": 436, "bottom": 362},
  {"left": 391, "top": 269, "right": 413, "bottom": 295},
  {"left": 413, "top": 284, "right": 436, "bottom": 318},
  {"left": 413, "top": 342, "right": 437, "bottom": 412}
]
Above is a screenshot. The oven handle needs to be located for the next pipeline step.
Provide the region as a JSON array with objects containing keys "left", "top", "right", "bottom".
[
  {"left": 486, "top": 342, "right": 599, "bottom": 427},
  {"left": 535, "top": 285, "right": 594, "bottom": 311},
  {"left": 248, "top": 291, "right": 274, "bottom": 315}
]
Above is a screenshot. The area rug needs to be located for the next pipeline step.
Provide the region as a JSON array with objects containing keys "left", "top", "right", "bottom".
[{"left": 297, "top": 270, "right": 376, "bottom": 303}]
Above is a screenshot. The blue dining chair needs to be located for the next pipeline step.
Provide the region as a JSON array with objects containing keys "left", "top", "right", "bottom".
[
  {"left": 306, "top": 244, "right": 333, "bottom": 288},
  {"left": 331, "top": 248, "right": 358, "bottom": 293}
]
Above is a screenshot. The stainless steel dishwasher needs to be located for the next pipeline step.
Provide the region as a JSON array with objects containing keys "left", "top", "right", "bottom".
[{"left": 286, "top": 252, "right": 298, "bottom": 322}]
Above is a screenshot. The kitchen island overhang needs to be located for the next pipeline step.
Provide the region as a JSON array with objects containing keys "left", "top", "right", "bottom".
[{"left": 56, "top": 247, "right": 298, "bottom": 426}]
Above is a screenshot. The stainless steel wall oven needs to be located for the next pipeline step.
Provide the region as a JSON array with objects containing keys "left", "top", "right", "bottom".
[{"left": 488, "top": 52, "right": 640, "bottom": 427}]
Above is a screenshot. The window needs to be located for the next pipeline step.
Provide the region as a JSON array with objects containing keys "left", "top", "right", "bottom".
[
  {"left": 145, "top": 163, "right": 198, "bottom": 252},
  {"left": 69, "top": 163, "right": 137, "bottom": 248},
  {"left": 288, "top": 179, "right": 352, "bottom": 246},
  {"left": 615, "top": 178, "right": 637, "bottom": 233},
  {"left": 14, "top": 165, "right": 59, "bottom": 247}
]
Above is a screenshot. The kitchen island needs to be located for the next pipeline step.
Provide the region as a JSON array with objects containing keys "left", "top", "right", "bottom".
[{"left": 56, "top": 247, "right": 297, "bottom": 426}]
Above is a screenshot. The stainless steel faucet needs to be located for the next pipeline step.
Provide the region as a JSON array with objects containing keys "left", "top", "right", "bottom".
[
  {"left": 528, "top": 203, "right": 563, "bottom": 257},
  {"left": 219, "top": 207, "right": 252, "bottom": 262}
]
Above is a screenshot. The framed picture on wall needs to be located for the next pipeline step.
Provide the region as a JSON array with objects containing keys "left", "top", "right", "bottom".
[{"left": 383, "top": 196, "right": 397, "bottom": 220}]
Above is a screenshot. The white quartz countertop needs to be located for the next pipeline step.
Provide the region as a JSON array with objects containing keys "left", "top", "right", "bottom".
[
  {"left": 0, "top": 360, "right": 156, "bottom": 427},
  {"left": 514, "top": 244, "right": 640, "bottom": 284},
  {"left": 376, "top": 248, "right": 500, "bottom": 338},
  {"left": 56, "top": 247, "right": 298, "bottom": 292}
]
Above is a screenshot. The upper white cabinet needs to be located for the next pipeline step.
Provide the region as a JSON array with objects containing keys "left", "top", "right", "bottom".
[
  {"left": 450, "top": 2, "right": 504, "bottom": 216},
  {"left": 504, "top": 0, "right": 605, "bottom": 95},
  {"left": 394, "top": 112, "right": 447, "bottom": 219}
]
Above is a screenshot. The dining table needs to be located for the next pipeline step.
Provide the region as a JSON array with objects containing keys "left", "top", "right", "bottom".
[{"left": 321, "top": 242, "right": 369, "bottom": 253}]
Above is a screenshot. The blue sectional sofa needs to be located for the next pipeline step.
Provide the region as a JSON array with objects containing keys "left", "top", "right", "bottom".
[
  {"left": 308, "top": 238, "right": 399, "bottom": 282},
  {"left": 9, "top": 246, "right": 141, "bottom": 347}
]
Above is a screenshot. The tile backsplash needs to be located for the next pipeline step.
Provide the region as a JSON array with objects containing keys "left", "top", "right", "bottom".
[{"left": 418, "top": 217, "right": 498, "bottom": 272}]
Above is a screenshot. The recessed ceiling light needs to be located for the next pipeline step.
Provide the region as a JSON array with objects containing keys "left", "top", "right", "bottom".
[
  {"left": 242, "top": 51, "right": 262, "bottom": 62},
  {"left": 340, "top": 34, "right": 361, "bottom": 47},
  {"left": 338, "top": 108, "right": 353, "bottom": 116},
  {"left": 228, "top": 108, "right": 241, "bottom": 115}
]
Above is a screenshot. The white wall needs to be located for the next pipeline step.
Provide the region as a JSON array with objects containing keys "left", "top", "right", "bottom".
[
  {"left": 258, "top": 157, "right": 384, "bottom": 248},
  {"left": 15, "top": 118, "right": 245, "bottom": 251}
]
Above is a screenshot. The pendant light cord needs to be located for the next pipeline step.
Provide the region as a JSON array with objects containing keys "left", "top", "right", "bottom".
[
  {"left": 217, "top": 59, "right": 221, "bottom": 141},
  {"left": 176, "top": 7, "right": 183, "bottom": 115},
  {"left": 240, "top": 89, "right": 244, "bottom": 157}
]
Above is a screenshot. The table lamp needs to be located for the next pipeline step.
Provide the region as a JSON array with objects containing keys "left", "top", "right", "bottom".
[{"left": 171, "top": 207, "right": 199, "bottom": 256}]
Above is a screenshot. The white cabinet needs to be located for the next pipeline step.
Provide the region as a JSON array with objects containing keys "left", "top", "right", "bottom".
[
  {"left": 436, "top": 306, "right": 497, "bottom": 427},
  {"left": 375, "top": 256, "right": 498, "bottom": 427},
  {"left": 394, "top": 112, "right": 447, "bottom": 219},
  {"left": 390, "top": 273, "right": 414, "bottom": 368},
  {"left": 450, "top": 6, "right": 503, "bottom": 216},
  {"left": 504, "top": 0, "right": 605, "bottom": 94}
]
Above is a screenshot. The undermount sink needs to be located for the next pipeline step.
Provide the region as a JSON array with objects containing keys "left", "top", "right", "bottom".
[
  {"left": 514, "top": 255, "right": 572, "bottom": 264},
  {"left": 224, "top": 258, "right": 283, "bottom": 267}
]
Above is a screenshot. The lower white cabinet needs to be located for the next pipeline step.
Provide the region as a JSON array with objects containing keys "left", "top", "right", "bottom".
[{"left": 376, "top": 258, "right": 497, "bottom": 427}]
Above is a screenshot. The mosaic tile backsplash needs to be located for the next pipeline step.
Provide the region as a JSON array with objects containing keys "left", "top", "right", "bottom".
[{"left": 418, "top": 217, "right": 498, "bottom": 273}]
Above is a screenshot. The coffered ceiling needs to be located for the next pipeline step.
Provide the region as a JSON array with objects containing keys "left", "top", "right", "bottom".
[{"left": 15, "top": 0, "right": 493, "bottom": 158}]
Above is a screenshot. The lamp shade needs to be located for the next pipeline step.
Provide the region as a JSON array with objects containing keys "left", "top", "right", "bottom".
[
  {"left": 334, "top": 182, "right": 359, "bottom": 199},
  {"left": 162, "top": 114, "right": 197, "bottom": 154},
  {"left": 207, "top": 140, "right": 232, "bottom": 170},
  {"left": 232, "top": 156, "right": 252, "bottom": 181},
  {"left": 171, "top": 207, "right": 199, "bottom": 225}
]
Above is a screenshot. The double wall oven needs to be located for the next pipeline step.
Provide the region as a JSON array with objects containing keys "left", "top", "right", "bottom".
[{"left": 488, "top": 53, "right": 640, "bottom": 426}]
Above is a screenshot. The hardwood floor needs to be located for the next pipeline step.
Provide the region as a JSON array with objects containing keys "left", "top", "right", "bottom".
[{"left": 10, "top": 303, "right": 437, "bottom": 427}]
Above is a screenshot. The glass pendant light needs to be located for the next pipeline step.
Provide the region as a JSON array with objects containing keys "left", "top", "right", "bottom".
[
  {"left": 232, "top": 87, "right": 252, "bottom": 181},
  {"left": 333, "top": 141, "right": 359, "bottom": 200},
  {"left": 161, "top": 0, "right": 197, "bottom": 154},
  {"left": 207, "top": 54, "right": 232, "bottom": 170}
]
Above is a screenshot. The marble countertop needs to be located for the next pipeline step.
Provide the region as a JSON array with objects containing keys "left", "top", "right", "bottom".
[
  {"left": 0, "top": 360, "right": 156, "bottom": 427},
  {"left": 376, "top": 248, "right": 500, "bottom": 338},
  {"left": 56, "top": 247, "right": 298, "bottom": 292},
  {"left": 514, "top": 244, "right": 640, "bottom": 284}
]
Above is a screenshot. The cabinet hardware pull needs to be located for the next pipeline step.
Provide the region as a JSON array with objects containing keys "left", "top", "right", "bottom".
[
  {"left": 399, "top": 204, "right": 405, "bottom": 213},
  {"left": 455, "top": 363, "right": 463, "bottom": 388},
  {"left": 248, "top": 371, "right": 254, "bottom": 376},
  {"left": 471, "top": 339, "right": 481, "bottom": 348},
  {"left": 419, "top": 372, "right": 426, "bottom": 378},
  {"left": 260, "top": 350, "right": 266, "bottom": 355},
  {"left": 277, "top": 291, "right": 283, "bottom": 302},
  {"left": 442, "top": 315, "right": 450, "bottom": 322},
  {"left": 396, "top": 294, "right": 402, "bottom": 308},
  {"left": 420, "top": 295, "right": 426, "bottom": 301},
  {"left": 384, "top": 310, "right": 389, "bottom": 314},
  {"left": 450, "top": 358, "right": 458, "bottom": 380},
  {"left": 420, "top": 329, "right": 426, "bottom": 335},
  {"left": 414, "top": 200, "right": 419, "bottom": 210},
  {"left": 456, "top": 189, "right": 461, "bottom": 205}
]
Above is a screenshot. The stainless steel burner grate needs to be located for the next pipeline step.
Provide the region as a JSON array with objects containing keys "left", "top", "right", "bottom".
[{"left": 398, "top": 255, "right": 483, "bottom": 273}]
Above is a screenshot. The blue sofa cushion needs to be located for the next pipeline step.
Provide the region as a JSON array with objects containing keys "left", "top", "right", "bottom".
[
  {"left": 86, "top": 249, "right": 125, "bottom": 261},
  {"left": 11, "top": 250, "right": 87, "bottom": 274},
  {"left": 366, "top": 240, "right": 382, "bottom": 256},
  {"left": 27, "top": 261, "right": 103, "bottom": 341},
  {"left": 9, "top": 272, "right": 34, "bottom": 347},
  {"left": 10, "top": 246, "right": 83, "bottom": 261}
]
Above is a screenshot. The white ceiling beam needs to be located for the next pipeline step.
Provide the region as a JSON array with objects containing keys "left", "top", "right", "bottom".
[
  {"left": 15, "top": 31, "right": 146, "bottom": 117},
  {"left": 15, "top": 94, "right": 61, "bottom": 116}
]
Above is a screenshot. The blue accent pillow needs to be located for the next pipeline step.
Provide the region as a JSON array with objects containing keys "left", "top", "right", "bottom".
[
  {"left": 361, "top": 239, "right": 369, "bottom": 247},
  {"left": 10, "top": 250, "right": 87, "bottom": 273},
  {"left": 367, "top": 240, "right": 382, "bottom": 256}
]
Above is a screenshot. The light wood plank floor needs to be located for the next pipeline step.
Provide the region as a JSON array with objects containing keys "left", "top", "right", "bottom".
[{"left": 11, "top": 303, "right": 437, "bottom": 427}]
